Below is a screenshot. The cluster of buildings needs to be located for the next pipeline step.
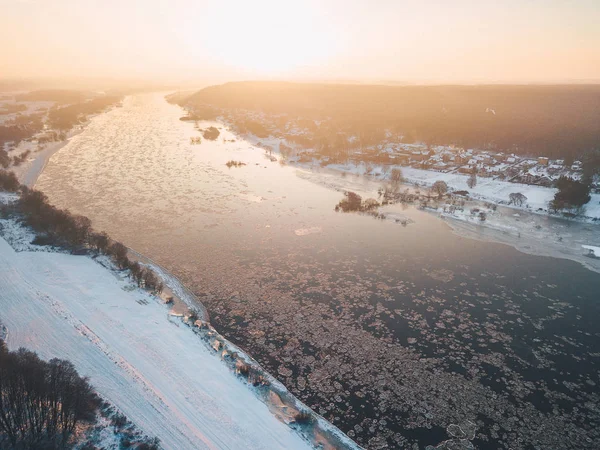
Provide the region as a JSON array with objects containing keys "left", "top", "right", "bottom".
[{"left": 383, "top": 143, "right": 583, "bottom": 187}]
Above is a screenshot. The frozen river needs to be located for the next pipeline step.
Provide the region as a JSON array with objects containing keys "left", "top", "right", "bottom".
[{"left": 36, "top": 93, "right": 600, "bottom": 449}]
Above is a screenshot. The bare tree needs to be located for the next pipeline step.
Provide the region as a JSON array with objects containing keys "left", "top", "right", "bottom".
[
  {"left": 431, "top": 181, "right": 449, "bottom": 199},
  {"left": 467, "top": 172, "right": 477, "bottom": 189},
  {"left": 108, "top": 242, "right": 129, "bottom": 269},
  {"left": 129, "top": 261, "right": 143, "bottom": 286},
  {"left": 90, "top": 231, "right": 110, "bottom": 254},
  {"left": 508, "top": 192, "right": 527, "bottom": 207},
  {"left": 0, "top": 346, "right": 98, "bottom": 448},
  {"left": 73, "top": 215, "right": 92, "bottom": 245},
  {"left": 142, "top": 269, "right": 159, "bottom": 292},
  {"left": 390, "top": 168, "right": 404, "bottom": 185}
]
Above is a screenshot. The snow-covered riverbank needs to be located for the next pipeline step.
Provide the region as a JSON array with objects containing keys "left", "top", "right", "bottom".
[{"left": 0, "top": 198, "right": 360, "bottom": 450}]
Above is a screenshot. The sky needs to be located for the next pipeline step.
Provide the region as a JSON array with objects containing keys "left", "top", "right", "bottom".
[{"left": 1, "top": 0, "right": 599, "bottom": 85}]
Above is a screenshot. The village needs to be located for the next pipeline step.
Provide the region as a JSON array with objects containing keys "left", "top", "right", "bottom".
[{"left": 374, "top": 142, "right": 586, "bottom": 188}]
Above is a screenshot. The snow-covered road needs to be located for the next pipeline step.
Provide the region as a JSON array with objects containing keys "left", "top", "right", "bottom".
[{"left": 0, "top": 236, "right": 313, "bottom": 450}]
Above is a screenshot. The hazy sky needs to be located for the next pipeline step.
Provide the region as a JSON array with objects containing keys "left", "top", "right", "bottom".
[{"left": 1, "top": 0, "right": 599, "bottom": 84}]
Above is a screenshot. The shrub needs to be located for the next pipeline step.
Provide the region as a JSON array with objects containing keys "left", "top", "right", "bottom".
[
  {"left": 335, "top": 191, "right": 363, "bottom": 212},
  {"left": 202, "top": 127, "right": 220, "bottom": 140},
  {"left": 225, "top": 160, "right": 246, "bottom": 168},
  {"left": 31, "top": 234, "right": 57, "bottom": 246}
]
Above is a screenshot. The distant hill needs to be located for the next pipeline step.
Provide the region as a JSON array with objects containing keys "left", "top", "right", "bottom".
[{"left": 180, "top": 82, "right": 600, "bottom": 158}]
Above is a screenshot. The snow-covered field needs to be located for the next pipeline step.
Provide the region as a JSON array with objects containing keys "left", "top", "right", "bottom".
[{"left": 0, "top": 235, "right": 322, "bottom": 450}]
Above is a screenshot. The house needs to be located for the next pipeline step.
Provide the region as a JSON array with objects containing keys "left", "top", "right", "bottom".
[{"left": 538, "top": 157, "right": 549, "bottom": 166}]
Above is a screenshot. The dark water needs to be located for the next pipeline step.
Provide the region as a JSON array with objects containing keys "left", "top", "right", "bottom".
[{"left": 37, "top": 93, "right": 600, "bottom": 449}]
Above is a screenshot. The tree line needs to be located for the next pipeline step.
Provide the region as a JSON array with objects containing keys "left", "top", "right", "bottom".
[
  {"left": 48, "top": 96, "right": 122, "bottom": 131},
  {"left": 0, "top": 342, "right": 99, "bottom": 449},
  {"left": 0, "top": 113, "right": 45, "bottom": 155},
  {"left": 0, "top": 171, "right": 164, "bottom": 293}
]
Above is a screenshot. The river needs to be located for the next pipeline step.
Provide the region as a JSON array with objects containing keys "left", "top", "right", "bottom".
[{"left": 36, "top": 93, "right": 600, "bottom": 449}]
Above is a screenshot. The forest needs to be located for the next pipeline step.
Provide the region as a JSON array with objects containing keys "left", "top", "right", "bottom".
[
  {"left": 47, "top": 95, "right": 122, "bottom": 130},
  {"left": 181, "top": 82, "right": 600, "bottom": 159},
  {"left": 0, "top": 342, "right": 99, "bottom": 448}
]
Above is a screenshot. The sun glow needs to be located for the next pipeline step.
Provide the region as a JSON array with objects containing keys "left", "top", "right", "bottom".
[
  {"left": 1, "top": 0, "right": 599, "bottom": 83},
  {"left": 200, "top": 0, "right": 338, "bottom": 76}
]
